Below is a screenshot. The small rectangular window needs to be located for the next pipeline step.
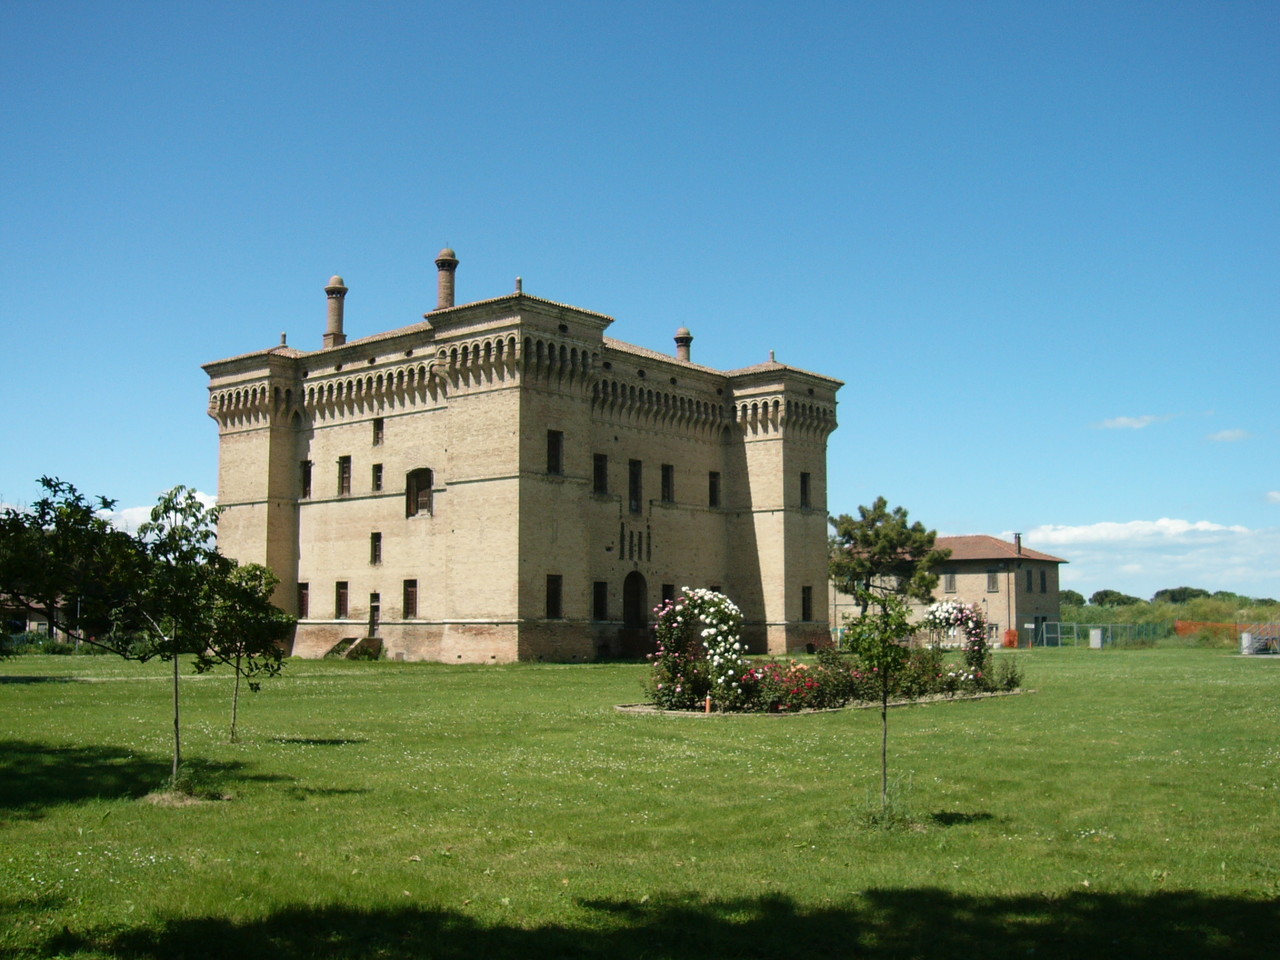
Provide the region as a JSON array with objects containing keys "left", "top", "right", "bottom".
[
  {"left": 802, "top": 585, "right": 813, "bottom": 622},
  {"left": 708, "top": 471, "right": 721, "bottom": 508},
  {"left": 628, "top": 459, "right": 643, "bottom": 513},
  {"left": 406, "top": 468, "right": 433, "bottom": 517},
  {"left": 297, "top": 582, "right": 309, "bottom": 619},
  {"left": 661, "top": 464, "right": 674, "bottom": 502},
  {"left": 661, "top": 584, "right": 675, "bottom": 605},
  {"left": 987, "top": 572, "right": 1000, "bottom": 593},
  {"left": 1040, "top": 569, "right": 1047, "bottom": 593},
  {"left": 370, "top": 532, "right": 382, "bottom": 565},
  {"left": 545, "top": 574, "right": 563, "bottom": 619},
  {"left": 403, "top": 579, "right": 418, "bottom": 619},
  {"left": 300, "top": 460, "right": 312, "bottom": 499},
  {"left": 547, "top": 430, "right": 564, "bottom": 475},
  {"left": 338, "top": 456, "right": 352, "bottom": 495},
  {"left": 1026, "top": 569, "right": 1033, "bottom": 592},
  {"left": 710, "top": 584, "right": 722, "bottom": 595},
  {"left": 593, "top": 454, "right": 609, "bottom": 495},
  {"left": 369, "top": 593, "right": 381, "bottom": 635},
  {"left": 944, "top": 572, "right": 956, "bottom": 593},
  {"left": 372, "top": 463, "right": 383, "bottom": 492},
  {"left": 335, "top": 581, "right": 349, "bottom": 619},
  {"left": 592, "top": 581, "right": 608, "bottom": 621},
  {"left": 800, "top": 472, "right": 811, "bottom": 509},
  {"left": 372, "top": 417, "right": 384, "bottom": 446}
]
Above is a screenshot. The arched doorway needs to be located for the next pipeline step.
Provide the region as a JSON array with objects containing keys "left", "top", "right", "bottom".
[{"left": 620, "top": 571, "right": 651, "bottom": 658}]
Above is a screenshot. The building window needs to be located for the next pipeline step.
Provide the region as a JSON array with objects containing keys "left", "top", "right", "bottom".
[
  {"left": 370, "top": 532, "right": 382, "bottom": 565},
  {"left": 372, "top": 463, "right": 383, "bottom": 492},
  {"left": 593, "top": 454, "right": 608, "bottom": 495},
  {"left": 943, "top": 572, "right": 956, "bottom": 593},
  {"left": 545, "top": 575, "right": 563, "bottom": 619},
  {"left": 710, "top": 584, "right": 722, "bottom": 594},
  {"left": 403, "top": 579, "right": 418, "bottom": 619},
  {"left": 369, "top": 593, "right": 381, "bottom": 636},
  {"left": 708, "top": 471, "right": 721, "bottom": 508},
  {"left": 297, "top": 582, "right": 309, "bottom": 618},
  {"left": 300, "top": 460, "right": 312, "bottom": 499},
  {"left": 800, "top": 472, "right": 811, "bottom": 509},
  {"left": 801, "top": 585, "right": 813, "bottom": 621},
  {"left": 335, "top": 581, "right": 349, "bottom": 619},
  {"left": 1025, "top": 568, "right": 1033, "bottom": 592},
  {"left": 372, "top": 417, "right": 384, "bottom": 446},
  {"left": 592, "top": 581, "right": 608, "bottom": 621},
  {"left": 628, "top": 459, "right": 643, "bottom": 513},
  {"left": 661, "top": 584, "right": 675, "bottom": 605},
  {"left": 987, "top": 572, "right": 1000, "bottom": 593},
  {"left": 406, "top": 468, "right": 433, "bottom": 517},
  {"left": 1040, "top": 569, "right": 1047, "bottom": 593},
  {"left": 337, "top": 456, "right": 352, "bottom": 495},
  {"left": 547, "top": 430, "right": 564, "bottom": 475},
  {"left": 661, "top": 464, "right": 674, "bottom": 503}
]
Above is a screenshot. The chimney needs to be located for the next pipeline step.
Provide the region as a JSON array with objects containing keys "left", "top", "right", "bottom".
[
  {"left": 323, "top": 276, "right": 347, "bottom": 348},
  {"left": 1014, "top": 533, "right": 1022, "bottom": 555},
  {"left": 435, "top": 248, "right": 459, "bottom": 310},
  {"left": 674, "top": 326, "right": 693, "bottom": 362}
]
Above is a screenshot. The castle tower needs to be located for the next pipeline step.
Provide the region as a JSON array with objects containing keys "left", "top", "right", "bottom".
[
  {"left": 323, "top": 276, "right": 347, "bottom": 348},
  {"left": 674, "top": 327, "right": 693, "bottom": 362}
]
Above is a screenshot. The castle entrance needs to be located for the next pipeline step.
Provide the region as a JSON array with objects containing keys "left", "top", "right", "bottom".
[{"left": 619, "top": 571, "right": 651, "bottom": 658}]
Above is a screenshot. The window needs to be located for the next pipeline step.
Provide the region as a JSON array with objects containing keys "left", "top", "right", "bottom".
[
  {"left": 369, "top": 593, "right": 381, "bottom": 635},
  {"left": 545, "top": 575, "right": 563, "bottom": 619},
  {"left": 987, "top": 572, "right": 1000, "bottom": 593},
  {"left": 372, "top": 463, "right": 383, "bottom": 492},
  {"left": 708, "top": 471, "right": 721, "bottom": 508},
  {"left": 802, "top": 585, "right": 813, "bottom": 622},
  {"left": 710, "top": 584, "right": 722, "bottom": 594},
  {"left": 1040, "top": 569, "right": 1047, "bottom": 593},
  {"left": 592, "top": 581, "right": 608, "bottom": 621},
  {"left": 1026, "top": 569, "right": 1034, "bottom": 592},
  {"left": 661, "top": 464, "right": 674, "bottom": 502},
  {"left": 943, "top": 572, "right": 956, "bottom": 593},
  {"left": 370, "top": 532, "right": 382, "bottom": 565},
  {"left": 406, "top": 468, "right": 433, "bottom": 517},
  {"left": 661, "top": 584, "right": 675, "bottom": 605},
  {"left": 800, "top": 472, "right": 811, "bottom": 509},
  {"left": 593, "top": 454, "right": 609, "bottom": 495},
  {"left": 547, "top": 430, "right": 564, "bottom": 475},
  {"left": 300, "top": 460, "right": 312, "bottom": 499},
  {"left": 372, "top": 417, "right": 385, "bottom": 446},
  {"left": 335, "top": 581, "right": 349, "bottom": 619},
  {"left": 297, "top": 582, "right": 309, "bottom": 618},
  {"left": 403, "top": 579, "right": 418, "bottom": 619},
  {"left": 337, "top": 456, "right": 352, "bottom": 495},
  {"left": 628, "top": 459, "right": 643, "bottom": 513}
]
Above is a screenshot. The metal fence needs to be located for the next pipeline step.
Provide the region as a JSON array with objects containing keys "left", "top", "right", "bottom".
[{"left": 1038, "top": 622, "right": 1170, "bottom": 648}]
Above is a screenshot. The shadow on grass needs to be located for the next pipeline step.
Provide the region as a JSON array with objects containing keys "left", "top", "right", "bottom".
[
  {"left": 269, "top": 737, "right": 369, "bottom": 746},
  {"left": 929, "top": 811, "right": 996, "bottom": 826},
  {"left": 0, "top": 741, "right": 285, "bottom": 817},
  {"left": 0, "top": 675, "right": 84, "bottom": 683},
  {"left": 28, "top": 889, "right": 1279, "bottom": 959}
]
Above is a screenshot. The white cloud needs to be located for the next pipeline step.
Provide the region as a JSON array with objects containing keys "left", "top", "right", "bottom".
[
  {"left": 98, "top": 491, "right": 218, "bottom": 533},
  {"left": 1266, "top": 491, "right": 1280, "bottom": 504},
  {"left": 1208, "top": 429, "right": 1247, "bottom": 442},
  {"left": 1022, "top": 519, "right": 1280, "bottom": 600},
  {"left": 1099, "top": 414, "right": 1167, "bottom": 429}
]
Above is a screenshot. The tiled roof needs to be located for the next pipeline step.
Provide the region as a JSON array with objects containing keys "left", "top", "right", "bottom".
[{"left": 937, "top": 535, "right": 1066, "bottom": 564}]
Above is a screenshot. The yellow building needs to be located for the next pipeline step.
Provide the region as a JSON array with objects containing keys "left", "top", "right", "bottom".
[{"left": 204, "top": 251, "right": 841, "bottom": 662}]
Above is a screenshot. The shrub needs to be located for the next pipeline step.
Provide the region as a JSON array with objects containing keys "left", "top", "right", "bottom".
[
  {"left": 991, "top": 655, "right": 1023, "bottom": 692},
  {"left": 645, "top": 588, "right": 748, "bottom": 711}
]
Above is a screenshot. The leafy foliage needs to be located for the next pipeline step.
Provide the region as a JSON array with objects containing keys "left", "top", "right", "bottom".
[
  {"left": 1060, "top": 589, "right": 1086, "bottom": 607},
  {"left": 829, "top": 497, "right": 949, "bottom": 615},
  {"left": 1151, "top": 586, "right": 1211, "bottom": 604},
  {"left": 645, "top": 588, "right": 749, "bottom": 710},
  {"left": 1089, "top": 589, "right": 1144, "bottom": 607}
]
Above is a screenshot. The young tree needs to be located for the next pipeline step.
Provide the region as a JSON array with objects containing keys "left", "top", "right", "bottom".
[
  {"left": 843, "top": 593, "right": 914, "bottom": 818},
  {"left": 829, "top": 497, "right": 950, "bottom": 616}
]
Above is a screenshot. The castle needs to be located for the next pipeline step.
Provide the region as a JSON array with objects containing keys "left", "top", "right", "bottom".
[{"left": 204, "top": 251, "right": 841, "bottom": 662}]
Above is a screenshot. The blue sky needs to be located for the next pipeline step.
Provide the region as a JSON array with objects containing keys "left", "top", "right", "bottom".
[{"left": 3, "top": 1, "right": 1277, "bottom": 601}]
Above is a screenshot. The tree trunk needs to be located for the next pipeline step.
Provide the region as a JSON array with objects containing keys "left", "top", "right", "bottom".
[
  {"left": 880, "top": 680, "right": 889, "bottom": 813},
  {"left": 230, "top": 650, "right": 242, "bottom": 743},
  {"left": 171, "top": 632, "right": 181, "bottom": 787}
]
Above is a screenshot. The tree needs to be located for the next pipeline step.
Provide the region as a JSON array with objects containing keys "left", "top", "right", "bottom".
[
  {"left": 1060, "top": 589, "right": 1086, "bottom": 607},
  {"left": 1152, "top": 587, "right": 1210, "bottom": 604},
  {"left": 1089, "top": 589, "right": 1143, "bottom": 607},
  {"left": 843, "top": 593, "right": 914, "bottom": 820},
  {"left": 829, "top": 497, "right": 950, "bottom": 616}
]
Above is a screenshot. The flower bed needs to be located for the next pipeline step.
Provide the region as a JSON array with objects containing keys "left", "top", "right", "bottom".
[{"left": 645, "top": 589, "right": 1022, "bottom": 713}]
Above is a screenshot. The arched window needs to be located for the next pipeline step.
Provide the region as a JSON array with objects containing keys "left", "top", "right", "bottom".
[{"left": 406, "top": 468, "right": 434, "bottom": 517}]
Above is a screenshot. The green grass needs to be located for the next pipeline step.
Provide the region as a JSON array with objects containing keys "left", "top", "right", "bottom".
[{"left": 1, "top": 648, "right": 1277, "bottom": 958}]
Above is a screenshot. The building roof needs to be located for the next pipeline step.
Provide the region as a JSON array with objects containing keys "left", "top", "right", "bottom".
[{"left": 937, "top": 535, "right": 1066, "bottom": 564}]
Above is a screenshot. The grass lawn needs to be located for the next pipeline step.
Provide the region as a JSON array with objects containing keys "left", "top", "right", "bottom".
[{"left": 1, "top": 647, "right": 1277, "bottom": 958}]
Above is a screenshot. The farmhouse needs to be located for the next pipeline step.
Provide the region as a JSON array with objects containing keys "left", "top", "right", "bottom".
[{"left": 204, "top": 251, "right": 841, "bottom": 662}]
